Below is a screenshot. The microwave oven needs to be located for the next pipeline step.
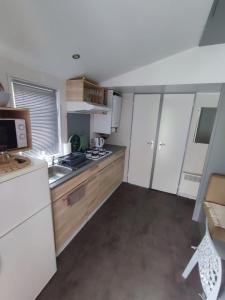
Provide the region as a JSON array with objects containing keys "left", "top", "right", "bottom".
[{"left": 0, "top": 119, "right": 28, "bottom": 150}]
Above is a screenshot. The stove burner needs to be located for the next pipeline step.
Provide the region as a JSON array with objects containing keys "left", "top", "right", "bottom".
[
  {"left": 85, "top": 148, "right": 112, "bottom": 160},
  {"left": 99, "top": 149, "right": 106, "bottom": 156}
]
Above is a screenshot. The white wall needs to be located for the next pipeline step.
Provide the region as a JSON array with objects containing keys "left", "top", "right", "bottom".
[
  {"left": 101, "top": 45, "right": 225, "bottom": 88},
  {"left": 106, "top": 93, "right": 133, "bottom": 181},
  {"left": 0, "top": 55, "right": 67, "bottom": 144},
  {"left": 193, "top": 86, "right": 225, "bottom": 222},
  {"left": 178, "top": 93, "right": 220, "bottom": 199}
]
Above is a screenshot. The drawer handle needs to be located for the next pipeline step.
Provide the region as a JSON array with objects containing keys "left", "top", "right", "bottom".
[
  {"left": 67, "top": 185, "right": 86, "bottom": 206},
  {"left": 62, "top": 175, "right": 98, "bottom": 203}
]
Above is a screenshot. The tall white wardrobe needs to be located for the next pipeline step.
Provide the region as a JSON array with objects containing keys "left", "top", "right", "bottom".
[{"left": 128, "top": 93, "right": 195, "bottom": 194}]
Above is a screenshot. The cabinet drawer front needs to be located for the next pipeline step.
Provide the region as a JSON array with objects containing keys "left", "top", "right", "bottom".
[
  {"left": 98, "top": 156, "right": 124, "bottom": 204},
  {"left": 0, "top": 166, "right": 50, "bottom": 238},
  {"left": 97, "top": 150, "right": 124, "bottom": 171},
  {"left": 51, "top": 165, "right": 98, "bottom": 202},
  {"left": 67, "top": 184, "right": 86, "bottom": 206},
  {"left": 53, "top": 175, "right": 98, "bottom": 251}
]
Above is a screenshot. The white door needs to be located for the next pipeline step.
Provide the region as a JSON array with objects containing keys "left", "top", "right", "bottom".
[
  {"left": 152, "top": 94, "right": 194, "bottom": 194},
  {"left": 128, "top": 94, "right": 160, "bottom": 188}
]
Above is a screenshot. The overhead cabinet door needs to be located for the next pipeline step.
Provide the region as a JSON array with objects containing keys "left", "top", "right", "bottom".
[
  {"left": 152, "top": 94, "right": 194, "bottom": 194},
  {"left": 128, "top": 94, "right": 160, "bottom": 188}
]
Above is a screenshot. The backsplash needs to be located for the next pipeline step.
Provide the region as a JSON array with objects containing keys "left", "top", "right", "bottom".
[{"left": 67, "top": 113, "right": 90, "bottom": 142}]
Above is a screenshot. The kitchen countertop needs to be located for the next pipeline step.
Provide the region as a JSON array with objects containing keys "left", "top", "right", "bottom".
[
  {"left": 49, "top": 144, "right": 126, "bottom": 189},
  {"left": 0, "top": 156, "right": 47, "bottom": 184}
]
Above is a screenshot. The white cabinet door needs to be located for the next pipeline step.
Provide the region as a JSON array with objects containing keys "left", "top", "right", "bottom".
[
  {"left": 0, "top": 166, "right": 50, "bottom": 238},
  {"left": 128, "top": 94, "right": 160, "bottom": 188},
  {"left": 93, "top": 112, "right": 112, "bottom": 134},
  {"left": 152, "top": 94, "right": 194, "bottom": 194},
  {"left": 0, "top": 206, "right": 56, "bottom": 300}
]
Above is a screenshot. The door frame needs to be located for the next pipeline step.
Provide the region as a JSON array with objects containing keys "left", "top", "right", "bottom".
[{"left": 176, "top": 93, "right": 196, "bottom": 194}]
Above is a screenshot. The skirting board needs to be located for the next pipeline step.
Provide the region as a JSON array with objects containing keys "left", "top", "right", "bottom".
[{"left": 56, "top": 182, "right": 122, "bottom": 256}]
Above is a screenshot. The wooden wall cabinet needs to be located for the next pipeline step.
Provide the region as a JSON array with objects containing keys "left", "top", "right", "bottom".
[
  {"left": 52, "top": 150, "right": 125, "bottom": 253},
  {"left": 66, "top": 77, "right": 105, "bottom": 105},
  {"left": 0, "top": 107, "right": 32, "bottom": 153}
]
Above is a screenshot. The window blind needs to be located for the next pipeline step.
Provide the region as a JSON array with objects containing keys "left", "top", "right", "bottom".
[{"left": 12, "top": 80, "right": 60, "bottom": 156}]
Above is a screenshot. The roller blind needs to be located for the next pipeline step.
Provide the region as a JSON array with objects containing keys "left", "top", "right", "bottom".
[{"left": 12, "top": 80, "right": 60, "bottom": 156}]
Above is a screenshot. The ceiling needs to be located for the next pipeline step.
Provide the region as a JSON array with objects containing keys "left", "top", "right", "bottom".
[{"left": 0, "top": 0, "right": 213, "bottom": 82}]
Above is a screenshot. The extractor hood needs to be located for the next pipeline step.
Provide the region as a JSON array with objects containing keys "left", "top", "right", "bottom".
[{"left": 67, "top": 101, "right": 111, "bottom": 114}]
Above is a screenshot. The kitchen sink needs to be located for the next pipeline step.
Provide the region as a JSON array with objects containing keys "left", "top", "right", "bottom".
[{"left": 48, "top": 165, "right": 72, "bottom": 184}]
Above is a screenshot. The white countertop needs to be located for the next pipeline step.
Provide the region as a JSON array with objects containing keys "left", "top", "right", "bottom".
[{"left": 0, "top": 156, "right": 47, "bottom": 184}]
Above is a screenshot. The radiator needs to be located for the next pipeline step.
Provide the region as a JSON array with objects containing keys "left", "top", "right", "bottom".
[
  {"left": 184, "top": 173, "right": 201, "bottom": 183},
  {"left": 178, "top": 172, "right": 201, "bottom": 200}
]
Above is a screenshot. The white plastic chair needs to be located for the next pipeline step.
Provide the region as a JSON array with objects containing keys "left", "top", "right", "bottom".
[{"left": 182, "top": 222, "right": 222, "bottom": 300}]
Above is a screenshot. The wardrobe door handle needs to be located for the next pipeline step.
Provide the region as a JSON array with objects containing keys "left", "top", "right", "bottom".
[
  {"left": 159, "top": 142, "right": 166, "bottom": 150},
  {"left": 147, "top": 141, "right": 155, "bottom": 149}
]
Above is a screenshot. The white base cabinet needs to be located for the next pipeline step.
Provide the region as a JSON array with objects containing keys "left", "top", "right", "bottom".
[
  {"left": 0, "top": 206, "right": 56, "bottom": 300},
  {"left": 0, "top": 159, "right": 56, "bottom": 300}
]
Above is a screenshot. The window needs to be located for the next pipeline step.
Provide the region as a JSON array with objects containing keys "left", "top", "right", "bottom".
[
  {"left": 11, "top": 80, "right": 60, "bottom": 156},
  {"left": 194, "top": 107, "right": 217, "bottom": 144}
]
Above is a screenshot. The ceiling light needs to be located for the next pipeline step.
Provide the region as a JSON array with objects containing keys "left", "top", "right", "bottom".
[{"left": 72, "top": 54, "right": 80, "bottom": 60}]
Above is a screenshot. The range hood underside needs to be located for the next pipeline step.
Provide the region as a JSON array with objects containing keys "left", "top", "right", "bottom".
[{"left": 67, "top": 101, "right": 111, "bottom": 114}]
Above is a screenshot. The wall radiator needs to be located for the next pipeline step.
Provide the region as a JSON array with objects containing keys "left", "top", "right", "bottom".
[
  {"left": 184, "top": 173, "right": 201, "bottom": 183},
  {"left": 178, "top": 172, "right": 201, "bottom": 200}
]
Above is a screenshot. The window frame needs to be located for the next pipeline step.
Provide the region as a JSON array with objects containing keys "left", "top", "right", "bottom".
[{"left": 9, "top": 76, "right": 62, "bottom": 156}]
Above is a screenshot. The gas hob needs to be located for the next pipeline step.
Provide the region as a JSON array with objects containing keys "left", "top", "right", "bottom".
[
  {"left": 57, "top": 152, "right": 91, "bottom": 170},
  {"left": 57, "top": 148, "right": 112, "bottom": 170},
  {"left": 86, "top": 148, "right": 112, "bottom": 160}
]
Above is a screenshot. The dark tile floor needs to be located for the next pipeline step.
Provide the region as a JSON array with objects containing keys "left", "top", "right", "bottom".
[{"left": 38, "top": 183, "right": 202, "bottom": 300}]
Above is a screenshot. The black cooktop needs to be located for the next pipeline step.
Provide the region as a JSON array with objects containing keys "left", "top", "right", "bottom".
[{"left": 58, "top": 152, "right": 91, "bottom": 170}]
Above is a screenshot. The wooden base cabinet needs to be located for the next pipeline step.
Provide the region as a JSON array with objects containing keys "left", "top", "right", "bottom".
[
  {"left": 98, "top": 156, "right": 124, "bottom": 203},
  {"left": 53, "top": 175, "right": 98, "bottom": 252},
  {"left": 52, "top": 151, "right": 125, "bottom": 253}
]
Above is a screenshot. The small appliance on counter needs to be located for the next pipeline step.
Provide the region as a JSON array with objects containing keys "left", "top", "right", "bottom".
[
  {"left": 0, "top": 118, "right": 28, "bottom": 150},
  {"left": 94, "top": 137, "right": 105, "bottom": 148}
]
